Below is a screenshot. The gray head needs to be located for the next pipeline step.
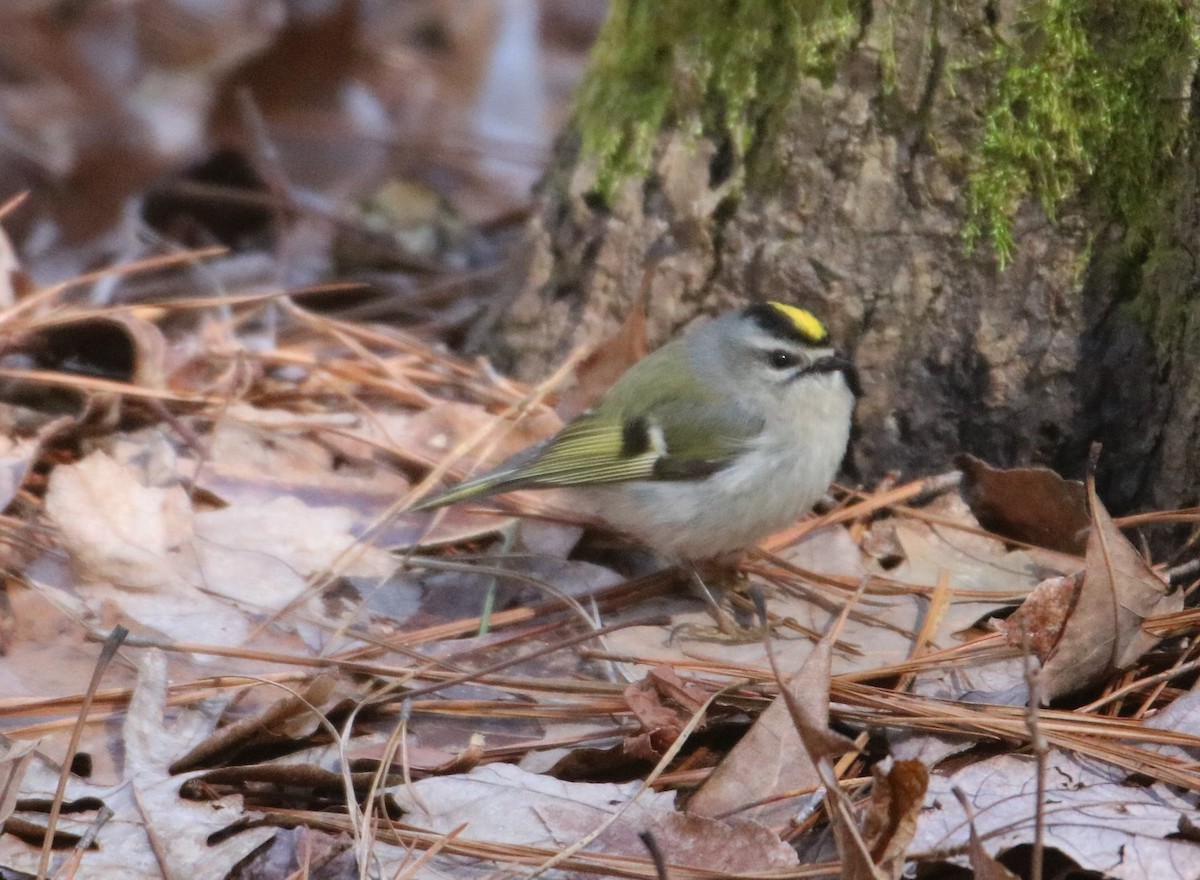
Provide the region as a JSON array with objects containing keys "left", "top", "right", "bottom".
[{"left": 690, "top": 302, "right": 859, "bottom": 407}]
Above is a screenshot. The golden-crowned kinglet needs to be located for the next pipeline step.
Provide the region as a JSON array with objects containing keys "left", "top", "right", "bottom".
[{"left": 411, "top": 302, "right": 858, "bottom": 560}]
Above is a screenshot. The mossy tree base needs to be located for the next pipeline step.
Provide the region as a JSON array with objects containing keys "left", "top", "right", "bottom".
[{"left": 493, "top": 0, "right": 1200, "bottom": 512}]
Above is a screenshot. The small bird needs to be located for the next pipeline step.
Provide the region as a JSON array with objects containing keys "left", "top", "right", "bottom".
[{"left": 410, "top": 302, "right": 858, "bottom": 562}]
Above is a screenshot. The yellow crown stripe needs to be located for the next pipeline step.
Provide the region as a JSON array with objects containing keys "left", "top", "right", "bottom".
[{"left": 768, "top": 301, "right": 828, "bottom": 343}]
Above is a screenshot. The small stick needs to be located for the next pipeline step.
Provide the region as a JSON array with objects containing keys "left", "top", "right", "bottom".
[{"left": 37, "top": 626, "right": 127, "bottom": 880}]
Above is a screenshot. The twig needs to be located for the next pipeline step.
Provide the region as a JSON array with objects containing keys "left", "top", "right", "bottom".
[
  {"left": 1020, "top": 630, "right": 1046, "bottom": 880},
  {"left": 50, "top": 805, "right": 112, "bottom": 880},
  {"left": 37, "top": 626, "right": 127, "bottom": 880}
]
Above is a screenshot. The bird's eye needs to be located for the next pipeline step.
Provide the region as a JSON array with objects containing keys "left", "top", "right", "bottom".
[{"left": 767, "top": 349, "right": 797, "bottom": 369}]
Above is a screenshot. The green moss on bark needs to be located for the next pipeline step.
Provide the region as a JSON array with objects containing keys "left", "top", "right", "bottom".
[
  {"left": 574, "top": 0, "right": 859, "bottom": 200},
  {"left": 963, "top": 1, "right": 1198, "bottom": 265},
  {"left": 572, "top": 0, "right": 1198, "bottom": 265}
]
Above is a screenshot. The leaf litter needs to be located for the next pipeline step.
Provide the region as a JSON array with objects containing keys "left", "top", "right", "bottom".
[
  {"left": 4, "top": 247, "right": 1200, "bottom": 879},
  {"left": 2, "top": 7, "right": 1200, "bottom": 880}
]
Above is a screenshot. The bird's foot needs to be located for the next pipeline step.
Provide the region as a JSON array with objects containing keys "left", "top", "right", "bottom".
[{"left": 671, "top": 563, "right": 768, "bottom": 644}]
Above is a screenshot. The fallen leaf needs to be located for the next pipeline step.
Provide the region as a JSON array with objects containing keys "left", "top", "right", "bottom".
[
  {"left": 389, "top": 762, "right": 797, "bottom": 873},
  {"left": 688, "top": 631, "right": 852, "bottom": 825},
  {"left": 1001, "top": 572, "right": 1081, "bottom": 658},
  {"left": 556, "top": 282, "right": 648, "bottom": 419},
  {"left": 0, "top": 432, "right": 47, "bottom": 512},
  {"left": 816, "top": 759, "right": 887, "bottom": 880},
  {"left": 863, "top": 760, "right": 928, "bottom": 873},
  {"left": 912, "top": 750, "right": 1200, "bottom": 880},
  {"left": 951, "top": 789, "right": 1021, "bottom": 880},
  {"left": 766, "top": 629, "right": 890, "bottom": 879},
  {"left": 887, "top": 517, "right": 1041, "bottom": 639},
  {"left": 781, "top": 524, "right": 867, "bottom": 580},
  {"left": 623, "top": 666, "right": 709, "bottom": 760},
  {"left": 1003, "top": 475, "right": 1182, "bottom": 701},
  {"left": 193, "top": 495, "right": 396, "bottom": 606},
  {"left": 956, "top": 454, "right": 1089, "bottom": 554},
  {"left": 44, "top": 449, "right": 194, "bottom": 592},
  {"left": 0, "top": 651, "right": 273, "bottom": 878},
  {"left": 401, "top": 401, "right": 562, "bottom": 475},
  {"left": 169, "top": 675, "right": 338, "bottom": 774},
  {"left": 0, "top": 739, "right": 36, "bottom": 826},
  {"left": 38, "top": 443, "right": 397, "bottom": 646},
  {"left": 220, "top": 826, "right": 359, "bottom": 880},
  {"left": 1143, "top": 685, "right": 1200, "bottom": 763},
  {"left": 0, "top": 223, "right": 21, "bottom": 309}
]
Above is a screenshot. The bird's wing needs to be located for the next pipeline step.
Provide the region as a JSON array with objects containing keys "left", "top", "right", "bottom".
[
  {"left": 408, "top": 392, "right": 764, "bottom": 511},
  {"left": 500, "top": 394, "right": 765, "bottom": 488}
]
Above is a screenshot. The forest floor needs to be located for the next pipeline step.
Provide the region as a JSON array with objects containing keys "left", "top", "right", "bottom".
[{"left": 1, "top": 3, "right": 1199, "bottom": 879}]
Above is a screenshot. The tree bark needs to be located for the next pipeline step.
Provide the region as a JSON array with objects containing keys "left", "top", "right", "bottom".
[{"left": 490, "top": 0, "right": 1199, "bottom": 513}]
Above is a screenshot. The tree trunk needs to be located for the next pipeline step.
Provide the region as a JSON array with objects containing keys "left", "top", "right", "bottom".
[{"left": 489, "top": 0, "right": 1199, "bottom": 513}]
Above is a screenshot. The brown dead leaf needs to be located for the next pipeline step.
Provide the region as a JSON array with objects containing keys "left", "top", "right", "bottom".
[
  {"left": 956, "top": 454, "right": 1089, "bottom": 555},
  {"left": 817, "top": 759, "right": 888, "bottom": 880},
  {"left": 863, "top": 760, "right": 929, "bottom": 872},
  {"left": 623, "top": 666, "right": 709, "bottom": 760},
  {"left": 557, "top": 289, "right": 648, "bottom": 419},
  {"left": 38, "top": 440, "right": 396, "bottom": 647},
  {"left": 170, "top": 675, "right": 338, "bottom": 774},
  {"left": 885, "top": 509, "right": 1044, "bottom": 636},
  {"left": 1003, "top": 474, "right": 1182, "bottom": 701},
  {"left": 0, "top": 430, "right": 51, "bottom": 512},
  {"left": 688, "top": 632, "right": 852, "bottom": 825},
  {"left": 1001, "top": 571, "right": 1082, "bottom": 658},
  {"left": 403, "top": 400, "right": 562, "bottom": 474},
  {"left": 774, "top": 631, "right": 901, "bottom": 879}
]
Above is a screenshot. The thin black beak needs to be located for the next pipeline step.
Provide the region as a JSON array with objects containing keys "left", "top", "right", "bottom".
[{"left": 808, "top": 353, "right": 861, "bottom": 397}]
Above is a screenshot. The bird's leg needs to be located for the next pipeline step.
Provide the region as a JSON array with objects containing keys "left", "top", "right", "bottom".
[
  {"left": 478, "top": 520, "right": 521, "bottom": 635},
  {"left": 676, "top": 560, "right": 765, "bottom": 642},
  {"left": 687, "top": 564, "right": 737, "bottom": 635}
]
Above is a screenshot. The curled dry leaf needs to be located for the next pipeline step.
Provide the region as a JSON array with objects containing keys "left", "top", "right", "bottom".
[
  {"left": 816, "top": 758, "right": 888, "bottom": 880},
  {"left": 863, "top": 760, "right": 929, "bottom": 873},
  {"left": 14, "top": 312, "right": 169, "bottom": 388},
  {"left": 1002, "top": 475, "right": 1182, "bottom": 701},
  {"left": 169, "top": 675, "right": 338, "bottom": 774},
  {"left": 956, "top": 453, "right": 1089, "bottom": 555},
  {"left": 0, "top": 429, "right": 54, "bottom": 512},
  {"left": 622, "top": 665, "right": 709, "bottom": 760},
  {"left": 1001, "top": 571, "right": 1082, "bottom": 658}
]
